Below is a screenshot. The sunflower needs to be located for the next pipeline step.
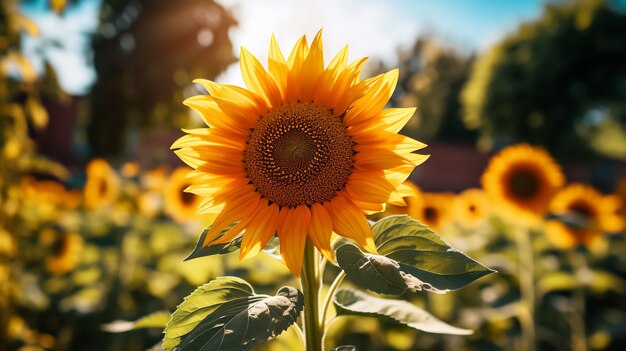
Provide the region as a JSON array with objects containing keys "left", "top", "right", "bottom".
[
  {"left": 172, "top": 31, "right": 428, "bottom": 275},
  {"left": 453, "top": 188, "right": 491, "bottom": 229},
  {"left": 546, "top": 183, "right": 622, "bottom": 249},
  {"left": 41, "top": 229, "right": 83, "bottom": 275},
  {"left": 482, "top": 144, "right": 564, "bottom": 225},
  {"left": 411, "top": 192, "right": 454, "bottom": 232},
  {"left": 84, "top": 159, "right": 119, "bottom": 211},
  {"left": 164, "top": 167, "right": 203, "bottom": 222}
]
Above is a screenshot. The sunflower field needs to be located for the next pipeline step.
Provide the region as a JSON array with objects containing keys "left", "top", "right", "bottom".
[{"left": 2, "top": 0, "right": 626, "bottom": 351}]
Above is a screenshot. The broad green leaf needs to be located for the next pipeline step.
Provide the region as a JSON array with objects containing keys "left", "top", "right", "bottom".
[
  {"left": 336, "top": 243, "right": 446, "bottom": 295},
  {"left": 333, "top": 289, "right": 472, "bottom": 335},
  {"left": 102, "top": 311, "right": 170, "bottom": 333},
  {"left": 163, "top": 277, "right": 303, "bottom": 351},
  {"left": 371, "top": 215, "right": 494, "bottom": 290}
]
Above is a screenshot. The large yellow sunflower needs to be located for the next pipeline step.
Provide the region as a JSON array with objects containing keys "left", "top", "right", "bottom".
[
  {"left": 164, "top": 167, "right": 203, "bottom": 222},
  {"left": 482, "top": 144, "right": 564, "bottom": 225},
  {"left": 172, "top": 31, "right": 428, "bottom": 275},
  {"left": 545, "top": 184, "right": 621, "bottom": 249},
  {"left": 84, "top": 159, "right": 119, "bottom": 211},
  {"left": 453, "top": 188, "right": 491, "bottom": 229}
]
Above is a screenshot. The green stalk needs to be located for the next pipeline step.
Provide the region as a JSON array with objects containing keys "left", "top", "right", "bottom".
[
  {"left": 570, "top": 249, "right": 588, "bottom": 351},
  {"left": 301, "top": 239, "right": 322, "bottom": 351},
  {"left": 515, "top": 227, "right": 536, "bottom": 351}
]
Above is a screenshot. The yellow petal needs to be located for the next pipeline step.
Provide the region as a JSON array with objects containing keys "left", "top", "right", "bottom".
[
  {"left": 203, "top": 192, "right": 261, "bottom": 246},
  {"left": 346, "top": 172, "right": 396, "bottom": 204},
  {"left": 240, "top": 203, "right": 280, "bottom": 260},
  {"left": 324, "top": 194, "right": 377, "bottom": 253},
  {"left": 240, "top": 47, "right": 282, "bottom": 108},
  {"left": 344, "top": 69, "right": 398, "bottom": 125},
  {"left": 268, "top": 34, "right": 288, "bottom": 97},
  {"left": 277, "top": 205, "right": 311, "bottom": 276},
  {"left": 307, "top": 203, "right": 334, "bottom": 261}
]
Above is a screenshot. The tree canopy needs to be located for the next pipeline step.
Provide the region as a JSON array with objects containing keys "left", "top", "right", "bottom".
[{"left": 462, "top": 0, "right": 626, "bottom": 160}]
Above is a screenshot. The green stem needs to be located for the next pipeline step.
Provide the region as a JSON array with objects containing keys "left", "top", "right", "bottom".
[
  {"left": 570, "top": 249, "right": 588, "bottom": 351},
  {"left": 320, "top": 271, "right": 346, "bottom": 332},
  {"left": 301, "top": 239, "right": 322, "bottom": 351},
  {"left": 515, "top": 227, "right": 536, "bottom": 351},
  {"left": 290, "top": 324, "right": 305, "bottom": 348}
]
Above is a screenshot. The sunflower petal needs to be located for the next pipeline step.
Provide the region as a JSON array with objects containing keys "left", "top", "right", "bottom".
[
  {"left": 277, "top": 205, "right": 311, "bottom": 276},
  {"left": 240, "top": 47, "right": 281, "bottom": 108},
  {"left": 307, "top": 203, "right": 334, "bottom": 261},
  {"left": 324, "top": 194, "right": 377, "bottom": 253},
  {"left": 268, "top": 34, "right": 288, "bottom": 97},
  {"left": 240, "top": 202, "right": 280, "bottom": 260}
]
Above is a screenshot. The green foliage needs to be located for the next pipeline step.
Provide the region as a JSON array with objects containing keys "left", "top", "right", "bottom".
[
  {"left": 336, "top": 243, "right": 448, "bottom": 295},
  {"left": 386, "top": 38, "right": 474, "bottom": 141},
  {"left": 88, "top": 0, "right": 237, "bottom": 156},
  {"left": 333, "top": 289, "right": 472, "bottom": 335},
  {"left": 184, "top": 225, "right": 242, "bottom": 260},
  {"left": 462, "top": 0, "right": 626, "bottom": 159},
  {"left": 329, "top": 346, "right": 356, "bottom": 351},
  {"left": 163, "top": 277, "right": 303, "bottom": 351},
  {"left": 369, "top": 215, "right": 494, "bottom": 290},
  {"left": 185, "top": 225, "right": 281, "bottom": 261},
  {"left": 102, "top": 311, "right": 170, "bottom": 333}
]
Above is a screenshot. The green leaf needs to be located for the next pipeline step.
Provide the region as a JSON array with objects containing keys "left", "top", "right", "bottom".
[
  {"left": 185, "top": 225, "right": 242, "bottom": 261},
  {"left": 163, "top": 277, "right": 303, "bottom": 351},
  {"left": 102, "top": 311, "right": 170, "bottom": 333},
  {"left": 333, "top": 288, "right": 472, "bottom": 335},
  {"left": 371, "top": 215, "right": 494, "bottom": 290},
  {"left": 336, "top": 244, "right": 446, "bottom": 295},
  {"left": 330, "top": 346, "right": 356, "bottom": 351},
  {"left": 185, "top": 227, "right": 281, "bottom": 261}
]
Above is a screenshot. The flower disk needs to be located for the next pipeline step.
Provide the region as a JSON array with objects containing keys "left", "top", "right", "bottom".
[
  {"left": 482, "top": 144, "right": 564, "bottom": 225},
  {"left": 246, "top": 103, "right": 353, "bottom": 208},
  {"left": 172, "top": 30, "right": 428, "bottom": 275}
]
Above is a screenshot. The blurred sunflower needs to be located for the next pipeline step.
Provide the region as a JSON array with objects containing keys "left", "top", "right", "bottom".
[
  {"left": 412, "top": 192, "right": 454, "bottom": 232},
  {"left": 482, "top": 144, "right": 564, "bottom": 225},
  {"left": 164, "top": 167, "right": 202, "bottom": 223},
  {"left": 453, "top": 188, "right": 491, "bottom": 229},
  {"left": 83, "top": 159, "right": 119, "bottom": 211},
  {"left": 40, "top": 229, "right": 83, "bottom": 275},
  {"left": 385, "top": 180, "right": 423, "bottom": 218},
  {"left": 546, "top": 183, "right": 623, "bottom": 249},
  {"left": 172, "top": 30, "right": 427, "bottom": 274}
]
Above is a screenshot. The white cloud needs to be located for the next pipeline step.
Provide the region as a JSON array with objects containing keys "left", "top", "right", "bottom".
[{"left": 216, "top": 0, "right": 419, "bottom": 85}]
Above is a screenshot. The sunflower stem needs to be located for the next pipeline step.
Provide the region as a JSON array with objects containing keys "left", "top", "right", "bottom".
[
  {"left": 515, "top": 227, "right": 536, "bottom": 351},
  {"left": 320, "top": 270, "right": 346, "bottom": 347},
  {"left": 301, "top": 239, "right": 322, "bottom": 351},
  {"left": 570, "top": 249, "right": 588, "bottom": 351}
]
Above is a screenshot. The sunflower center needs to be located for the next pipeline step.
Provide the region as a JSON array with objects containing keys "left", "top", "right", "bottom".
[
  {"left": 508, "top": 170, "right": 540, "bottom": 199},
  {"left": 179, "top": 185, "right": 196, "bottom": 206},
  {"left": 568, "top": 202, "right": 593, "bottom": 219},
  {"left": 245, "top": 102, "right": 353, "bottom": 208},
  {"left": 468, "top": 204, "right": 476, "bottom": 213},
  {"left": 424, "top": 206, "right": 438, "bottom": 221}
]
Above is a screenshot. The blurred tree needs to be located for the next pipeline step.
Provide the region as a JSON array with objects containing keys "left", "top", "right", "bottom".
[
  {"left": 462, "top": 0, "right": 626, "bottom": 160},
  {"left": 0, "top": 0, "right": 68, "bottom": 347},
  {"left": 88, "top": 0, "right": 236, "bottom": 157},
  {"left": 385, "top": 37, "right": 475, "bottom": 142}
]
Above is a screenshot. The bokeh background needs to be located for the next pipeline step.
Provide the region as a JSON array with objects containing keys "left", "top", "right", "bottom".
[{"left": 2, "top": 0, "right": 626, "bottom": 350}]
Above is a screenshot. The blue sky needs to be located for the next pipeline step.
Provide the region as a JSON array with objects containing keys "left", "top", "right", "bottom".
[{"left": 21, "top": 0, "right": 550, "bottom": 95}]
